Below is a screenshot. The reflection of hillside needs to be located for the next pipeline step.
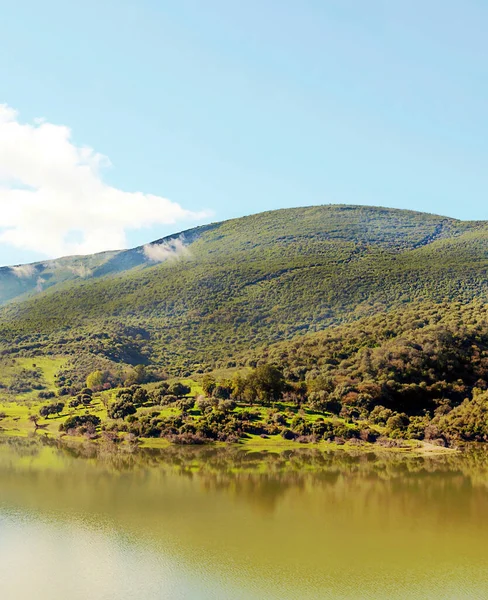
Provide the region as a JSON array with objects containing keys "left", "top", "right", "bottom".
[
  {"left": 2, "top": 437, "right": 488, "bottom": 515},
  {"left": 3, "top": 436, "right": 488, "bottom": 598}
]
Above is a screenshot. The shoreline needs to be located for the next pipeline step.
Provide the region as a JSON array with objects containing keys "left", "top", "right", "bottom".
[{"left": 0, "top": 426, "right": 456, "bottom": 457}]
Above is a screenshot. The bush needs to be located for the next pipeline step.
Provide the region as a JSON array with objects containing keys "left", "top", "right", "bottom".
[
  {"left": 177, "top": 397, "right": 195, "bottom": 413},
  {"left": 218, "top": 399, "right": 236, "bottom": 412},
  {"left": 196, "top": 396, "right": 213, "bottom": 413},
  {"left": 60, "top": 414, "right": 101, "bottom": 432},
  {"left": 107, "top": 400, "right": 137, "bottom": 420},
  {"left": 169, "top": 382, "right": 191, "bottom": 397},
  {"left": 437, "top": 393, "right": 488, "bottom": 442},
  {"left": 359, "top": 428, "right": 379, "bottom": 442},
  {"left": 267, "top": 411, "right": 287, "bottom": 426},
  {"left": 161, "top": 394, "right": 178, "bottom": 406},
  {"left": 166, "top": 432, "right": 207, "bottom": 445},
  {"left": 290, "top": 415, "right": 312, "bottom": 436},
  {"left": 281, "top": 428, "right": 296, "bottom": 440}
]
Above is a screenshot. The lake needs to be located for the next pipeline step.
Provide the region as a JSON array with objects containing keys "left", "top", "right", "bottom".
[{"left": 0, "top": 438, "right": 488, "bottom": 599}]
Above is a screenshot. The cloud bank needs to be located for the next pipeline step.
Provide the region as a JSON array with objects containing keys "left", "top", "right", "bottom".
[
  {"left": 143, "top": 236, "right": 191, "bottom": 263},
  {"left": 0, "top": 105, "right": 208, "bottom": 259}
]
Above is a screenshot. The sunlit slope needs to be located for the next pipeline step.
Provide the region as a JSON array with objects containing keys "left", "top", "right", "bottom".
[{"left": 1, "top": 204, "right": 488, "bottom": 372}]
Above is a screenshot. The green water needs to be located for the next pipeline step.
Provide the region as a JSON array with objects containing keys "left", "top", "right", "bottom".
[{"left": 1, "top": 439, "right": 488, "bottom": 599}]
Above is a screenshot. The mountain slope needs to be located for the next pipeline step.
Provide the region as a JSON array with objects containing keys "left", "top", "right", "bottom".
[
  {"left": 0, "top": 222, "right": 219, "bottom": 306},
  {"left": 1, "top": 204, "right": 488, "bottom": 374}
]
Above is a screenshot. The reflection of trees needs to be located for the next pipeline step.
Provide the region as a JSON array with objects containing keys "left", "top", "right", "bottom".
[{"left": 3, "top": 437, "right": 488, "bottom": 517}]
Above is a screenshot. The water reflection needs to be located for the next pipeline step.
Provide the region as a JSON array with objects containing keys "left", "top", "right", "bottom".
[{"left": 1, "top": 437, "right": 488, "bottom": 599}]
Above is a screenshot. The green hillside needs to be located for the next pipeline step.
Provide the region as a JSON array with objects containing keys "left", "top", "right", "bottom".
[
  {"left": 1, "top": 204, "right": 488, "bottom": 375},
  {"left": 2, "top": 204, "right": 488, "bottom": 448}
]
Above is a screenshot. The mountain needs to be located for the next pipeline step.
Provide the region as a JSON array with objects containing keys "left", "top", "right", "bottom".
[
  {"left": 0, "top": 223, "right": 217, "bottom": 306},
  {"left": 1, "top": 204, "right": 488, "bottom": 375}
]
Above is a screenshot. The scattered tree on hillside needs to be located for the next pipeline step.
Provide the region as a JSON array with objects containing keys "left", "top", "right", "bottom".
[
  {"left": 86, "top": 370, "right": 105, "bottom": 391},
  {"left": 39, "top": 402, "right": 65, "bottom": 419},
  {"left": 169, "top": 382, "right": 191, "bottom": 397},
  {"left": 107, "top": 399, "right": 136, "bottom": 420}
]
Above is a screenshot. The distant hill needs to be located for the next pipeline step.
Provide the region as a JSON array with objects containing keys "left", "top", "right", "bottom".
[
  {"left": 1, "top": 204, "right": 488, "bottom": 374},
  {"left": 0, "top": 223, "right": 218, "bottom": 305}
]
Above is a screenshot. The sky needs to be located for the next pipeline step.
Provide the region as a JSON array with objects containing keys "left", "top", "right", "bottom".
[{"left": 0, "top": 0, "right": 487, "bottom": 266}]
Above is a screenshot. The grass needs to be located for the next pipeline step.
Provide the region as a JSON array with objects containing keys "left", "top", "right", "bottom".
[
  {"left": 15, "top": 356, "right": 66, "bottom": 388},
  {"left": 0, "top": 356, "right": 67, "bottom": 402}
]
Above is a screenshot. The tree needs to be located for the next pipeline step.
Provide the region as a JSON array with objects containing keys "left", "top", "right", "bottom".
[
  {"left": 107, "top": 399, "right": 136, "bottom": 420},
  {"left": 231, "top": 373, "right": 247, "bottom": 401},
  {"left": 177, "top": 397, "right": 195, "bottom": 414},
  {"left": 169, "top": 382, "right": 191, "bottom": 397},
  {"left": 80, "top": 394, "right": 92, "bottom": 406},
  {"left": 246, "top": 364, "right": 285, "bottom": 405},
  {"left": 213, "top": 382, "right": 232, "bottom": 400},
  {"left": 29, "top": 414, "right": 40, "bottom": 430},
  {"left": 60, "top": 414, "right": 101, "bottom": 432},
  {"left": 39, "top": 402, "right": 65, "bottom": 419},
  {"left": 125, "top": 364, "right": 148, "bottom": 386},
  {"left": 157, "top": 381, "right": 170, "bottom": 394},
  {"left": 202, "top": 375, "right": 216, "bottom": 397},
  {"left": 86, "top": 370, "right": 105, "bottom": 391},
  {"left": 196, "top": 395, "right": 213, "bottom": 414},
  {"left": 133, "top": 387, "right": 149, "bottom": 406}
]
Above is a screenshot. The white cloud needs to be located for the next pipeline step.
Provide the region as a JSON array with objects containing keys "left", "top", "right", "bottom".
[
  {"left": 143, "top": 236, "right": 191, "bottom": 263},
  {"left": 10, "top": 264, "right": 36, "bottom": 278},
  {"left": 0, "top": 104, "right": 208, "bottom": 258}
]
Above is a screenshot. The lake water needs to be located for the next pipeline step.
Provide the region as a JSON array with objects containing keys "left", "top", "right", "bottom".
[{"left": 1, "top": 438, "right": 488, "bottom": 599}]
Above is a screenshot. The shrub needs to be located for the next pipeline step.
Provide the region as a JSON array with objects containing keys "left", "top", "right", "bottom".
[
  {"left": 107, "top": 400, "right": 137, "bottom": 420},
  {"left": 169, "top": 382, "right": 191, "bottom": 397},
  {"left": 60, "top": 413, "right": 101, "bottom": 432},
  {"left": 196, "top": 396, "right": 213, "bottom": 413},
  {"left": 280, "top": 428, "right": 296, "bottom": 440},
  {"left": 359, "top": 428, "right": 379, "bottom": 443},
  {"left": 218, "top": 399, "right": 236, "bottom": 412},
  {"left": 177, "top": 397, "right": 195, "bottom": 413}
]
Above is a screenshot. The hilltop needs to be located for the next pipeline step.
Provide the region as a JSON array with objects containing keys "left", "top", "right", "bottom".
[{"left": 0, "top": 203, "right": 465, "bottom": 306}]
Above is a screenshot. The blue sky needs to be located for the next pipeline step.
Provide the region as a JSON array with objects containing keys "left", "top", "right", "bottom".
[{"left": 1, "top": 0, "right": 487, "bottom": 266}]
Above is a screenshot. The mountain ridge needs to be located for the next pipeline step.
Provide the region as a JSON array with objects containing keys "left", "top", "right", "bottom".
[{"left": 0, "top": 203, "right": 474, "bottom": 272}]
